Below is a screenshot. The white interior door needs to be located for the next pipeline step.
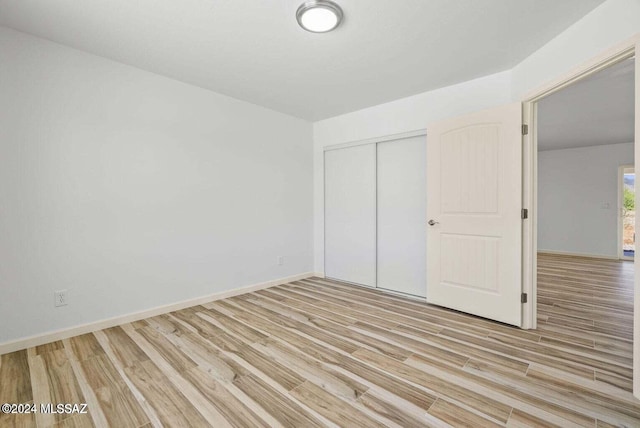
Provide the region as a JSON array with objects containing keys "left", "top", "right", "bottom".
[
  {"left": 377, "top": 136, "right": 427, "bottom": 297},
  {"left": 325, "top": 144, "right": 377, "bottom": 287},
  {"left": 426, "top": 103, "right": 523, "bottom": 326}
]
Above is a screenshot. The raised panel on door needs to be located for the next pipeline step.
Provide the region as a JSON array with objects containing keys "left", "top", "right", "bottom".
[
  {"left": 427, "top": 103, "right": 522, "bottom": 326},
  {"left": 324, "top": 144, "right": 376, "bottom": 287},
  {"left": 377, "top": 136, "right": 427, "bottom": 297}
]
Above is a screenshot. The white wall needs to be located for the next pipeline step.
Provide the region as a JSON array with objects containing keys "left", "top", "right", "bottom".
[
  {"left": 0, "top": 26, "right": 313, "bottom": 344},
  {"left": 538, "top": 142, "right": 633, "bottom": 257},
  {"left": 313, "top": 71, "right": 513, "bottom": 272},
  {"left": 511, "top": 0, "right": 640, "bottom": 99}
]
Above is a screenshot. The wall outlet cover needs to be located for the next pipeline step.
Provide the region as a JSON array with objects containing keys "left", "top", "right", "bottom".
[{"left": 54, "top": 290, "right": 68, "bottom": 307}]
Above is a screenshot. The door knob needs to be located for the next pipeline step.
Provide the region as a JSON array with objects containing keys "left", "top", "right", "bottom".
[{"left": 428, "top": 219, "right": 439, "bottom": 226}]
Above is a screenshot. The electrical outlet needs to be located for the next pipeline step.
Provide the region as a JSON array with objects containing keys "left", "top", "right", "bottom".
[
  {"left": 54, "top": 290, "right": 68, "bottom": 307},
  {"left": 277, "top": 256, "right": 284, "bottom": 266}
]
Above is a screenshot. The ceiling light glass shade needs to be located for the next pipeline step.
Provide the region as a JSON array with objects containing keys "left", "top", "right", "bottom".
[{"left": 296, "top": 1, "right": 343, "bottom": 33}]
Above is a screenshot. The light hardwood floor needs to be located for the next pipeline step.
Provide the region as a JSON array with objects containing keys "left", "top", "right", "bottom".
[{"left": 0, "top": 254, "right": 637, "bottom": 427}]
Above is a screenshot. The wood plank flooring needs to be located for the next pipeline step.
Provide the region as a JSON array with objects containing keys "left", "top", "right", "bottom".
[{"left": 1, "top": 254, "right": 637, "bottom": 427}]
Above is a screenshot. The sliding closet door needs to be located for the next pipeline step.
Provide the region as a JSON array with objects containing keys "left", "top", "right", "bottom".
[
  {"left": 377, "top": 136, "right": 427, "bottom": 296},
  {"left": 325, "top": 145, "right": 376, "bottom": 287}
]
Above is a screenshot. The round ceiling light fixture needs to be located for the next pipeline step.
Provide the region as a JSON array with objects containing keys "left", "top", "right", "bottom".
[{"left": 296, "top": 0, "right": 343, "bottom": 33}]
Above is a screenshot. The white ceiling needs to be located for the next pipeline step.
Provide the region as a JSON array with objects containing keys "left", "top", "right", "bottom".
[
  {"left": 0, "top": 0, "right": 605, "bottom": 121},
  {"left": 538, "top": 58, "right": 635, "bottom": 151}
]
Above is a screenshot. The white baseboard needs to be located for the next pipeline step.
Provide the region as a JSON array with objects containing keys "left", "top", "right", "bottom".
[
  {"left": 312, "top": 272, "right": 325, "bottom": 278},
  {"left": 537, "top": 250, "right": 619, "bottom": 260},
  {"left": 0, "top": 272, "right": 314, "bottom": 355}
]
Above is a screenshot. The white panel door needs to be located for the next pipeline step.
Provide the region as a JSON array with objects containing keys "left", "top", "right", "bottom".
[
  {"left": 427, "top": 103, "right": 522, "bottom": 326},
  {"left": 325, "top": 144, "right": 376, "bottom": 287},
  {"left": 377, "top": 136, "right": 427, "bottom": 297}
]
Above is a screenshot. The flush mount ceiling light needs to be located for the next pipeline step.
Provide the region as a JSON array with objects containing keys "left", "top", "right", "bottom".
[{"left": 296, "top": 0, "right": 343, "bottom": 33}]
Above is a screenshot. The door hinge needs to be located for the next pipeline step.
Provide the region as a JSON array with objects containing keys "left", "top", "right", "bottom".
[
  {"left": 521, "top": 293, "right": 528, "bottom": 304},
  {"left": 521, "top": 208, "right": 528, "bottom": 219},
  {"left": 522, "top": 124, "right": 529, "bottom": 135}
]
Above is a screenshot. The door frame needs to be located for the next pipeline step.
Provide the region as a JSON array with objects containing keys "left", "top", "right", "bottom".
[
  {"left": 619, "top": 164, "right": 635, "bottom": 261},
  {"left": 521, "top": 33, "right": 640, "bottom": 398}
]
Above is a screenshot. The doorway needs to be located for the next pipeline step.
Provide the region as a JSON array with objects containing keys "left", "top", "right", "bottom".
[
  {"left": 536, "top": 57, "right": 635, "bottom": 260},
  {"left": 620, "top": 165, "right": 636, "bottom": 260},
  {"left": 529, "top": 55, "right": 636, "bottom": 394}
]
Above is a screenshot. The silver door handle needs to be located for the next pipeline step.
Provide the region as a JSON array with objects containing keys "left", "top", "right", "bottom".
[{"left": 428, "top": 219, "right": 439, "bottom": 226}]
